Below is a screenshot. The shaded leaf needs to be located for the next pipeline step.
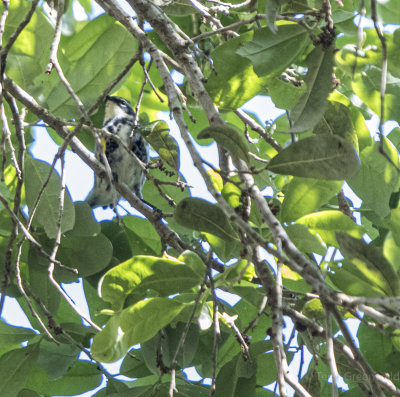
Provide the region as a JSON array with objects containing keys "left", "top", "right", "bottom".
[
  {"left": 174, "top": 197, "right": 239, "bottom": 242},
  {"left": 267, "top": 135, "right": 360, "bottom": 180},
  {"left": 265, "top": 0, "right": 284, "bottom": 33},
  {"left": 57, "top": 233, "right": 113, "bottom": 279},
  {"left": 267, "top": 75, "right": 306, "bottom": 110},
  {"left": 26, "top": 360, "right": 102, "bottom": 396},
  {"left": 0, "top": 344, "right": 39, "bottom": 397},
  {"left": 24, "top": 157, "right": 75, "bottom": 239},
  {"left": 236, "top": 24, "right": 308, "bottom": 77},
  {"left": 314, "top": 100, "right": 358, "bottom": 150},
  {"left": 68, "top": 202, "right": 100, "bottom": 237},
  {"left": 289, "top": 46, "right": 335, "bottom": 133},
  {"left": 198, "top": 126, "right": 249, "bottom": 163},
  {"left": 285, "top": 224, "right": 327, "bottom": 256}
]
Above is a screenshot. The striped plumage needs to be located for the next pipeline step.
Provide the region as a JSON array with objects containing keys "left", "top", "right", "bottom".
[{"left": 87, "top": 96, "right": 149, "bottom": 208}]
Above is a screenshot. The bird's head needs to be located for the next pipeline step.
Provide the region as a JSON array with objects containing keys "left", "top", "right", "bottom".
[{"left": 104, "top": 96, "right": 135, "bottom": 123}]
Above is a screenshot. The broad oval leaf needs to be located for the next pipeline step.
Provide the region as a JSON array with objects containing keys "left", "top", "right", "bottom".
[
  {"left": 206, "top": 32, "right": 269, "bottom": 110},
  {"left": 337, "top": 232, "right": 399, "bottom": 297},
  {"left": 289, "top": 46, "right": 335, "bottom": 133},
  {"left": 24, "top": 157, "right": 75, "bottom": 239},
  {"left": 99, "top": 255, "right": 202, "bottom": 309},
  {"left": 91, "top": 298, "right": 185, "bottom": 363},
  {"left": 348, "top": 139, "right": 400, "bottom": 218},
  {"left": 267, "top": 135, "right": 360, "bottom": 180},
  {"left": 146, "top": 121, "right": 180, "bottom": 170},
  {"left": 198, "top": 126, "right": 249, "bottom": 162},
  {"left": 296, "top": 210, "right": 365, "bottom": 247},
  {"left": 236, "top": 23, "right": 308, "bottom": 77},
  {"left": 174, "top": 197, "right": 240, "bottom": 242},
  {"left": 281, "top": 177, "right": 343, "bottom": 222},
  {"left": 313, "top": 101, "right": 358, "bottom": 150},
  {"left": 0, "top": 344, "right": 39, "bottom": 397}
]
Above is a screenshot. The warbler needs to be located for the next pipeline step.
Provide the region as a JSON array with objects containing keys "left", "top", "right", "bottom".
[{"left": 87, "top": 96, "right": 150, "bottom": 209}]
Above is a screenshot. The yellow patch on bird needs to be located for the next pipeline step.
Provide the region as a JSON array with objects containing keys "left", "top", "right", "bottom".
[{"left": 100, "top": 138, "right": 107, "bottom": 152}]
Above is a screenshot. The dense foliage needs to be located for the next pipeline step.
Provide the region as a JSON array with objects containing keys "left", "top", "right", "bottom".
[{"left": 1, "top": 0, "right": 400, "bottom": 396}]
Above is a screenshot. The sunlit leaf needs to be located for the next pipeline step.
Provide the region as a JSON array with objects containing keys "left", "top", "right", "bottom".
[
  {"left": 281, "top": 177, "right": 343, "bottom": 221},
  {"left": 206, "top": 32, "right": 270, "bottom": 109},
  {"left": 348, "top": 139, "right": 400, "bottom": 218},
  {"left": 91, "top": 298, "right": 186, "bottom": 363},
  {"left": 146, "top": 121, "right": 180, "bottom": 170},
  {"left": 99, "top": 255, "right": 202, "bottom": 309},
  {"left": 296, "top": 210, "right": 365, "bottom": 247},
  {"left": 337, "top": 232, "right": 398, "bottom": 296}
]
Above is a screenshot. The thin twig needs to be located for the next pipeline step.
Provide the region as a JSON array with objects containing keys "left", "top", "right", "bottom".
[
  {"left": 169, "top": 273, "right": 207, "bottom": 397},
  {"left": 323, "top": 303, "right": 339, "bottom": 397}
]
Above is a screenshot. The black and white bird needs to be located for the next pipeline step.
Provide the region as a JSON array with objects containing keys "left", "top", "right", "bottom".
[{"left": 87, "top": 96, "right": 150, "bottom": 209}]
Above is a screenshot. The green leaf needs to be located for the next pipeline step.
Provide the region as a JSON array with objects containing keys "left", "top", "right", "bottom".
[
  {"left": 337, "top": 232, "right": 399, "bottom": 296},
  {"left": 314, "top": 100, "right": 359, "bottom": 150},
  {"left": 389, "top": 208, "right": 400, "bottom": 247},
  {"left": 329, "top": 259, "right": 389, "bottom": 298},
  {"left": 36, "top": 340, "right": 79, "bottom": 380},
  {"left": 146, "top": 121, "right": 180, "bottom": 170},
  {"left": 124, "top": 216, "right": 161, "bottom": 256},
  {"left": 281, "top": 264, "right": 312, "bottom": 294},
  {"left": 296, "top": 210, "right": 365, "bottom": 247},
  {"left": 206, "top": 32, "right": 270, "bottom": 109},
  {"left": 383, "top": 232, "right": 400, "bottom": 276},
  {"left": 68, "top": 202, "right": 100, "bottom": 237},
  {"left": 0, "top": 344, "right": 39, "bottom": 397},
  {"left": 348, "top": 139, "right": 400, "bottom": 218},
  {"left": 120, "top": 349, "right": 152, "bottom": 379},
  {"left": 45, "top": 14, "right": 138, "bottom": 118},
  {"left": 352, "top": 66, "right": 400, "bottom": 122},
  {"left": 265, "top": 0, "right": 283, "bottom": 33},
  {"left": 236, "top": 23, "right": 308, "bottom": 77},
  {"left": 267, "top": 135, "right": 360, "bottom": 180},
  {"left": 24, "top": 157, "right": 75, "bottom": 239},
  {"left": 281, "top": 177, "right": 343, "bottom": 221},
  {"left": 198, "top": 126, "right": 249, "bottom": 163},
  {"left": 57, "top": 232, "right": 113, "bottom": 279},
  {"left": 91, "top": 298, "right": 185, "bottom": 363},
  {"left": 25, "top": 360, "right": 102, "bottom": 396},
  {"left": 285, "top": 224, "right": 327, "bottom": 256},
  {"left": 101, "top": 221, "right": 132, "bottom": 263},
  {"left": 99, "top": 255, "right": 202, "bottom": 309},
  {"left": 4, "top": 0, "right": 54, "bottom": 101},
  {"left": 205, "top": 232, "right": 242, "bottom": 263},
  {"left": 266, "top": 75, "right": 306, "bottom": 110},
  {"left": 174, "top": 197, "right": 240, "bottom": 242},
  {"left": 289, "top": 46, "right": 335, "bottom": 133},
  {"left": 0, "top": 321, "right": 36, "bottom": 356}
]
